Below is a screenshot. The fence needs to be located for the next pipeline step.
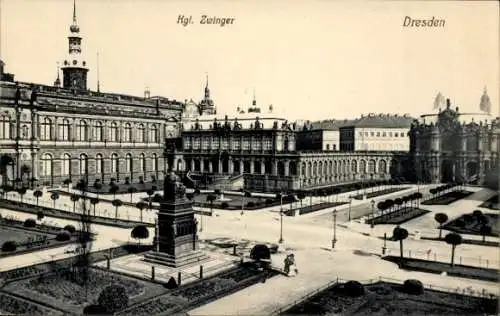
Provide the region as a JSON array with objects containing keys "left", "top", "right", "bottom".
[
  {"left": 270, "top": 275, "right": 498, "bottom": 315},
  {"left": 383, "top": 247, "right": 499, "bottom": 269}
]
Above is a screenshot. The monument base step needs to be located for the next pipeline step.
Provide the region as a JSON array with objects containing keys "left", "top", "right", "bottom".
[{"left": 143, "top": 250, "right": 210, "bottom": 268}]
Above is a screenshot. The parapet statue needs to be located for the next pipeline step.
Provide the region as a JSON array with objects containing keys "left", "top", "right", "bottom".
[{"left": 163, "top": 170, "right": 187, "bottom": 201}]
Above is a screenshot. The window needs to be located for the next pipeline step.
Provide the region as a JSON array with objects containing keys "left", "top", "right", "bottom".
[
  {"left": 150, "top": 124, "right": 159, "bottom": 143},
  {"left": 382, "top": 132, "right": 386, "bottom": 137},
  {"left": 400, "top": 132, "right": 405, "bottom": 137},
  {"left": 388, "top": 132, "right": 392, "bottom": 137},
  {"left": 376, "top": 132, "right": 380, "bottom": 137},
  {"left": 124, "top": 123, "right": 132, "bottom": 142},
  {"left": 77, "top": 120, "right": 88, "bottom": 141},
  {"left": 109, "top": 122, "right": 118, "bottom": 142},
  {"left": 370, "top": 132, "right": 374, "bottom": 137},
  {"left": 79, "top": 154, "right": 88, "bottom": 175},
  {"left": 333, "top": 144, "right": 337, "bottom": 150},
  {"left": 59, "top": 119, "right": 71, "bottom": 140},
  {"left": 232, "top": 138, "right": 241, "bottom": 150},
  {"left": 222, "top": 138, "right": 229, "bottom": 150},
  {"left": 41, "top": 153, "right": 53, "bottom": 177},
  {"left": 41, "top": 117, "right": 52, "bottom": 140},
  {"left": 21, "top": 125, "right": 29, "bottom": 139},
  {"left": 252, "top": 138, "right": 261, "bottom": 151},
  {"left": 137, "top": 124, "right": 146, "bottom": 142},
  {"left": 183, "top": 137, "right": 191, "bottom": 150},
  {"left": 62, "top": 154, "right": 71, "bottom": 176},
  {"left": 111, "top": 154, "right": 119, "bottom": 173},
  {"left": 211, "top": 136, "right": 219, "bottom": 149},
  {"left": 202, "top": 137, "right": 209, "bottom": 149},
  {"left": 96, "top": 154, "right": 103, "bottom": 174},
  {"left": 94, "top": 121, "right": 103, "bottom": 141},
  {"left": 326, "top": 144, "right": 330, "bottom": 150},
  {"left": 0, "top": 115, "right": 10, "bottom": 139},
  {"left": 152, "top": 153, "right": 158, "bottom": 172},
  {"left": 242, "top": 137, "right": 250, "bottom": 150},
  {"left": 193, "top": 137, "right": 200, "bottom": 149},
  {"left": 263, "top": 137, "right": 272, "bottom": 150},
  {"left": 126, "top": 153, "right": 132, "bottom": 173},
  {"left": 368, "top": 159, "right": 376, "bottom": 173},
  {"left": 139, "top": 153, "right": 146, "bottom": 173}
]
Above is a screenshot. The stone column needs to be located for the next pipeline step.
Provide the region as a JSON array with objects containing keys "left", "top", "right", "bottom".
[
  {"left": 191, "top": 160, "right": 195, "bottom": 171},
  {"left": 261, "top": 161, "right": 266, "bottom": 175},
  {"left": 272, "top": 161, "right": 278, "bottom": 176},
  {"left": 249, "top": 159, "right": 254, "bottom": 174},
  {"left": 218, "top": 160, "right": 223, "bottom": 174},
  {"left": 229, "top": 158, "right": 234, "bottom": 174},
  {"left": 200, "top": 159, "right": 205, "bottom": 172},
  {"left": 208, "top": 161, "right": 213, "bottom": 173},
  {"left": 284, "top": 161, "right": 290, "bottom": 176},
  {"left": 239, "top": 160, "right": 244, "bottom": 173}
]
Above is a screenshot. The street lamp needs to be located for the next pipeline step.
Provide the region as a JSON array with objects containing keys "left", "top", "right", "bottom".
[
  {"left": 278, "top": 192, "right": 284, "bottom": 244},
  {"left": 370, "top": 199, "right": 375, "bottom": 229},
  {"left": 348, "top": 196, "right": 353, "bottom": 221},
  {"left": 331, "top": 209, "right": 337, "bottom": 249}
]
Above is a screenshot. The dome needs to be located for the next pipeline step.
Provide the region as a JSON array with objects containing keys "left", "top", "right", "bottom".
[
  {"left": 479, "top": 87, "right": 492, "bottom": 113},
  {"left": 433, "top": 92, "right": 446, "bottom": 110},
  {"left": 70, "top": 23, "right": 80, "bottom": 33}
]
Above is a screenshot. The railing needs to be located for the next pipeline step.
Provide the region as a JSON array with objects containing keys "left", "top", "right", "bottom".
[{"left": 270, "top": 275, "right": 498, "bottom": 315}]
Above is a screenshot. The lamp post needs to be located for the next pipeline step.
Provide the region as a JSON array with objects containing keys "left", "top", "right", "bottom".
[
  {"left": 382, "top": 232, "right": 387, "bottom": 255},
  {"left": 370, "top": 199, "right": 375, "bottom": 229},
  {"left": 331, "top": 209, "right": 337, "bottom": 249},
  {"left": 279, "top": 192, "right": 284, "bottom": 244},
  {"left": 348, "top": 196, "right": 353, "bottom": 221}
]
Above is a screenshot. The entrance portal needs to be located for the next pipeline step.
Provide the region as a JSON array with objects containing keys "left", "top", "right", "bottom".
[{"left": 441, "top": 159, "right": 454, "bottom": 183}]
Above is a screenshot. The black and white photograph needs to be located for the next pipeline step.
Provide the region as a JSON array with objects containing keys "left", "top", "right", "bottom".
[{"left": 0, "top": 0, "right": 498, "bottom": 315}]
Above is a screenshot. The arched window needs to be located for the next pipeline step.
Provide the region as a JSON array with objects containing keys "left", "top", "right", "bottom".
[
  {"left": 41, "top": 117, "right": 52, "bottom": 140},
  {"left": 21, "top": 124, "right": 29, "bottom": 139},
  {"left": 59, "top": 119, "right": 71, "bottom": 140},
  {"left": 139, "top": 153, "right": 146, "bottom": 173},
  {"left": 124, "top": 123, "right": 132, "bottom": 142},
  {"left": 150, "top": 125, "right": 159, "bottom": 143},
  {"left": 94, "top": 121, "right": 103, "bottom": 141},
  {"left": 111, "top": 153, "right": 119, "bottom": 173},
  {"left": 126, "top": 153, "right": 133, "bottom": 173},
  {"left": 378, "top": 159, "right": 387, "bottom": 174},
  {"left": 359, "top": 160, "right": 366, "bottom": 174},
  {"left": 0, "top": 115, "right": 10, "bottom": 139},
  {"left": 77, "top": 120, "right": 88, "bottom": 141},
  {"left": 368, "top": 159, "right": 376, "bottom": 174},
  {"left": 41, "top": 153, "right": 53, "bottom": 177},
  {"left": 152, "top": 153, "right": 158, "bottom": 171},
  {"left": 96, "top": 154, "right": 104, "bottom": 175},
  {"left": 351, "top": 160, "right": 357, "bottom": 173},
  {"left": 79, "top": 154, "right": 88, "bottom": 175},
  {"left": 109, "top": 122, "right": 118, "bottom": 142},
  {"left": 301, "top": 163, "right": 306, "bottom": 177},
  {"left": 137, "top": 124, "right": 146, "bottom": 142},
  {"left": 62, "top": 154, "right": 71, "bottom": 176}
]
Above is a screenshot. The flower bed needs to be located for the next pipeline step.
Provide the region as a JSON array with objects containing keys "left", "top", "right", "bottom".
[
  {"left": 382, "top": 256, "right": 499, "bottom": 282},
  {"left": 421, "top": 190, "right": 473, "bottom": 205},
  {"left": 0, "top": 292, "right": 64, "bottom": 316},
  {"left": 479, "top": 195, "right": 499, "bottom": 210},
  {"left": 420, "top": 236, "right": 499, "bottom": 247},
  {"left": 285, "top": 202, "right": 347, "bottom": 216},
  {"left": 352, "top": 187, "right": 409, "bottom": 200},
  {"left": 443, "top": 213, "right": 499, "bottom": 237},
  {"left": 284, "top": 280, "right": 498, "bottom": 315},
  {"left": 365, "top": 207, "right": 430, "bottom": 225}
]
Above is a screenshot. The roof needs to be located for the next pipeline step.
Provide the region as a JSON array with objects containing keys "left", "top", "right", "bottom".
[{"left": 313, "top": 114, "right": 414, "bottom": 129}]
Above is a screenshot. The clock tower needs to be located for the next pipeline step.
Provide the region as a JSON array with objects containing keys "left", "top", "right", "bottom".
[{"left": 61, "top": 0, "right": 89, "bottom": 91}]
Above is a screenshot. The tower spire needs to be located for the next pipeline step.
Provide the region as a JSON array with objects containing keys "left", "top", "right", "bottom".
[
  {"left": 54, "top": 62, "right": 61, "bottom": 87},
  {"left": 73, "top": 0, "right": 77, "bottom": 23},
  {"left": 97, "top": 52, "right": 100, "bottom": 92},
  {"left": 252, "top": 88, "right": 256, "bottom": 106},
  {"left": 204, "top": 72, "right": 210, "bottom": 99}
]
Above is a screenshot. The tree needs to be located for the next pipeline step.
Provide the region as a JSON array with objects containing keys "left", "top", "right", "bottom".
[
  {"left": 297, "top": 191, "right": 306, "bottom": 208},
  {"left": 112, "top": 199, "right": 123, "bottom": 219},
  {"left": 24, "top": 218, "right": 36, "bottom": 227},
  {"left": 90, "top": 197, "right": 99, "bottom": 216},
  {"left": 392, "top": 226, "right": 409, "bottom": 266},
  {"left": 50, "top": 192, "right": 59, "bottom": 209},
  {"left": 394, "top": 198, "right": 403, "bottom": 211},
  {"left": 434, "top": 213, "right": 448, "bottom": 239},
  {"left": 135, "top": 201, "right": 147, "bottom": 222},
  {"left": 444, "top": 233, "right": 462, "bottom": 267},
  {"left": 479, "top": 224, "right": 492, "bottom": 242},
  {"left": 206, "top": 193, "right": 216, "bottom": 215},
  {"left": 1, "top": 241, "right": 17, "bottom": 252},
  {"left": 127, "top": 186, "right": 137, "bottom": 203},
  {"left": 377, "top": 201, "right": 387, "bottom": 218},
  {"left": 64, "top": 225, "right": 76, "bottom": 233},
  {"left": 429, "top": 188, "right": 437, "bottom": 199},
  {"left": 414, "top": 192, "right": 423, "bottom": 208},
  {"left": 63, "top": 178, "right": 72, "bottom": 187},
  {"left": 17, "top": 187, "right": 27, "bottom": 203},
  {"left": 97, "top": 285, "right": 129, "bottom": 314},
  {"left": 250, "top": 244, "right": 271, "bottom": 262},
  {"left": 33, "top": 190, "right": 43, "bottom": 206},
  {"left": 56, "top": 231, "right": 71, "bottom": 241},
  {"left": 70, "top": 194, "right": 80, "bottom": 213},
  {"left": 146, "top": 189, "right": 155, "bottom": 211},
  {"left": 93, "top": 180, "right": 102, "bottom": 199},
  {"left": 131, "top": 225, "right": 149, "bottom": 245},
  {"left": 109, "top": 184, "right": 119, "bottom": 200},
  {"left": 37, "top": 210, "right": 44, "bottom": 221}
]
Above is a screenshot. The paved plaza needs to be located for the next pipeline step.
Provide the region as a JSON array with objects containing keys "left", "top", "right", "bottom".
[{"left": 0, "top": 184, "right": 498, "bottom": 315}]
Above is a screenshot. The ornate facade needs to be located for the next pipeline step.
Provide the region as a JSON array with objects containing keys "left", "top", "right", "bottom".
[
  {"left": 0, "top": 2, "right": 183, "bottom": 187},
  {"left": 410, "top": 98, "right": 500, "bottom": 184}
]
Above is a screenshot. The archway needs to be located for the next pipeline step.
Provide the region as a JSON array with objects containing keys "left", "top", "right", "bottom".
[
  {"left": 0, "top": 155, "right": 15, "bottom": 187},
  {"left": 441, "top": 159, "right": 454, "bottom": 183}
]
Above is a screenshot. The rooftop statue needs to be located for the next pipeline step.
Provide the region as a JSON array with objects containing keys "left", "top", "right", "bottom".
[{"left": 163, "top": 170, "right": 186, "bottom": 201}]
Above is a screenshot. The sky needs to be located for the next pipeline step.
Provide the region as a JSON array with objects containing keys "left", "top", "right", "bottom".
[{"left": 1, "top": 0, "right": 498, "bottom": 121}]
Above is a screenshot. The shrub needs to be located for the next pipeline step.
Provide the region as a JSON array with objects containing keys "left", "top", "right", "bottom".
[
  {"left": 463, "top": 214, "right": 474, "bottom": 223},
  {"left": 37, "top": 211, "right": 44, "bottom": 221},
  {"left": 455, "top": 219, "right": 466, "bottom": 228},
  {"left": 402, "top": 279, "right": 424, "bottom": 295},
  {"left": 473, "top": 210, "right": 483, "bottom": 218},
  {"left": 24, "top": 218, "right": 36, "bottom": 228},
  {"left": 2, "top": 241, "right": 17, "bottom": 252},
  {"left": 246, "top": 201, "right": 255, "bottom": 208},
  {"left": 83, "top": 304, "right": 107, "bottom": 315},
  {"left": 64, "top": 225, "right": 76, "bottom": 234},
  {"left": 265, "top": 198, "right": 274, "bottom": 205},
  {"left": 220, "top": 202, "right": 229, "bottom": 209},
  {"left": 343, "top": 281, "right": 365, "bottom": 297},
  {"left": 250, "top": 244, "right": 271, "bottom": 261},
  {"left": 98, "top": 285, "right": 129, "bottom": 314},
  {"left": 152, "top": 193, "right": 163, "bottom": 203},
  {"left": 56, "top": 231, "right": 71, "bottom": 242}
]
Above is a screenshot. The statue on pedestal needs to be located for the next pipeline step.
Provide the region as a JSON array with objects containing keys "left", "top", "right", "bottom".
[{"left": 163, "top": 170, "right": 186, "bottom": 202}]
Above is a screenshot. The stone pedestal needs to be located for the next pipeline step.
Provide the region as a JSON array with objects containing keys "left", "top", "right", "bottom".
[{"left": 144, "top": 171, "right": 208, "bottom": 267}]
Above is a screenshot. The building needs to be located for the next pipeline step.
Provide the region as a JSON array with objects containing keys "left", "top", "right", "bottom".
[
  {"left": 0, "top": 2, "right": 184, "bottom": 188},
  {"left": 409, "top": 94, "right": 499, "bottom": 184},
  {"left": 166, "top": 100, "right": 408, "bottom": 192}
]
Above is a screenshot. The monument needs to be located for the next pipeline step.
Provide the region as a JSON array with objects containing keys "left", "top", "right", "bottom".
[{"left": 144, "top": 170, "right": 208, "bottom": 267}]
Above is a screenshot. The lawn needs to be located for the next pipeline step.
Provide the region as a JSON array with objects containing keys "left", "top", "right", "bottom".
[
  {"left": 366, "top": 207, "right": 430, "bottom": 225},
  {"left": 382, "top": 256, "right": 498, "bottom": 282},
  {"left": 479, "top": 195, "right": 499, "bottom": 210},
  {"left": 192, "top": 193, "right": 286, "bottom": 211},
  {"left": 2, "top": 266, "right": 168, "bottom": 315},
  {"left": 420, "top": 236, "right": 499, "bottom": 248},
  {"left": 284, "top": 202, "right": 347, "bottom": 216},
  {"left": 352, "top": 187, "right": 409, "bottom": 200},
  {"left": 421, "top": 190, "right": 474, "bottom": 205},
  {"left": 283, "top": 280, "right": 498, "bottom": 315},
  {"left": 85, "top": 182, "right": 163, "bottom": 195},
  {"left": 443, "top": 212, "right": 499, "bottom": 237}
]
